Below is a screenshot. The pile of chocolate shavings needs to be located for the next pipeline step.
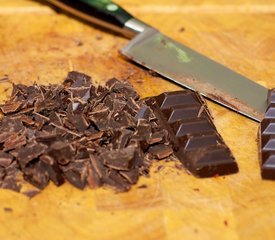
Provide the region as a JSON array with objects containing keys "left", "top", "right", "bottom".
[{"left": 0, "top": 71, "right": 174, "bottom": 194}]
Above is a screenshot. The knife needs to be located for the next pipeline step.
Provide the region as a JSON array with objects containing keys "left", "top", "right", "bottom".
[{"left": 44, "top": 0, "right": 268, "bottom": 121}]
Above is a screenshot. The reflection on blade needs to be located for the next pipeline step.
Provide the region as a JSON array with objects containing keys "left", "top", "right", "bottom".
[{"left": 121, "top": 28, "right": 268, "bottom": 122}]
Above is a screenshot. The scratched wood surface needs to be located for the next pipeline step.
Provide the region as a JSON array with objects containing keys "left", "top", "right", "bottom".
[{"left": 0, "top": 0, "right": 275, "bottom": 239}]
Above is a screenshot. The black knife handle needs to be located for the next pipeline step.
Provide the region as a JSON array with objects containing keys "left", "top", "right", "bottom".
[{"left": 45, "top": 0, "right": 150, "bottom": 38}]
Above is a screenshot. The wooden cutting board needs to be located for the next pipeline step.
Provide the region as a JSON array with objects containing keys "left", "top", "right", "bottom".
[{"left": 0, "top": 0, "right": 275, "bottom": 239}]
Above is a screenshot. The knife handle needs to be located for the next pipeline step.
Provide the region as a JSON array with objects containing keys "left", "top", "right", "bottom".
[{"left": 45, "top": 0, "right": 150, "bottom": 38}]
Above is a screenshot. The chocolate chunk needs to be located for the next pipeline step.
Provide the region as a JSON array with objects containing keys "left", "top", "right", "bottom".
[
  {"left": 109, "top": 111, "right": 136, "bottom": 129},
  {"left": 17, "top": 142, "right": 47, "bottom": 168},
  {"left": 119, "top": 168, "right": 139, "bottom": 184},
  {"left": 111, "top": 129, "right": 133, "bottom": 149},
  {"left": 3, "top": 133, "right": 26, "bottom": 151},
  {"left": 64, "top": 71, "right": 91, "bottom": 87},
  {"left": 259, "top": 89, "right": 275, "bottom": 179},
  {"left": 103, "top": 169, "right": 131, "bottom": 192},
  {"left": 0, "top": 132, "right": 13, "bottom": 143},
  {"left": 0, "top": 152, "right": 13, "bottom": 167},
  {"left": 100, "top": 147, "right": 136, "bottom": 170},
  {"left": 0, "top": 101, "right": 22, "bottom": 114},
  {"left": 20, "top": 114, "right": 35, "bottom": 126},
  {"left": 68, "top": 113, "right": 90, "bottom": 132},
  {"left": 1, "top": 117, "right": 25, "bottom": 132},
  {"left": 86, "top": 162, "right": 102, "bottom": 189},
  {"left": 89, "top": 154, "right": 105, "bottom": 179},
  {"left": 3, "top": 207, "right": 13, "bottom": 212},
  {"left": 0, "top": 167, "right": 5, "bottom": 180},
  {"left": 106, "top": 78, "right": 139, "bottom": 100},
  {"left": 40, "top": 155, "right": 64, "bottom": 186},
  {"left": 22, "top": 189, "right": 41, "bottom": 199},
  {"left": 63, "top": 161, "right": 88, "bottom": 189},
  {"left": 148, "top": 130, "right": 168, "bottom": 145},
  {"left": 148, "top": 144, "right": 173, "bottom": 159},
  {"left": 134, "top": 106, "right": 151, "bottom": 120},
  {"left": 90, "top": 108, "right": 109, "bottom": 130},
  {"left": 23, "top": 161, "right": 49, "bottom": 190},
  {"left": 48, "top": 112, "right": 63, "bottom": 126},
  {"left": 48, "top": 141, "right": 74, "bottom": 165}
]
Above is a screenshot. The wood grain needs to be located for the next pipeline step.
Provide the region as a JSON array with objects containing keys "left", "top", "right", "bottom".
[{"left": 0, "top": 0, "right": 275, "bottom": 239}]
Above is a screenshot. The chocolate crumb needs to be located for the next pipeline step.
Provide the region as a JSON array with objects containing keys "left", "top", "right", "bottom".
[
  {"left": 96, "top": 35, "right": 103, "bottom": 40},
  {"left": 155, "top": 165, "right": 164, "bottom": 173},
  {"left": 22, "top": 189, "right": 41, "bottom": 199},
  {"left": 137, "top": 184, "right": 147, "bottom": 189},
  {"left": 3, "top": 207, "right": 13, "bottom": 212}
]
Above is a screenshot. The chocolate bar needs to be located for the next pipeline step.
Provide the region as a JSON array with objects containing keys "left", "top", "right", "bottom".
[
  {"left": 259, "top": 89, "right": 275, "bottom": 179},
  {"left": 146, "top": 91, "right": 238, "bottom": 177}
]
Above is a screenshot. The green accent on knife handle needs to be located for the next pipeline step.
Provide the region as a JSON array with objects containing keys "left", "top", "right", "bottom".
[
  {"left": 78, "top": 0, "right": 133, "bottom": 28},
  {"left": 45, "top": 0, "right": 148, "bottom": 37}
]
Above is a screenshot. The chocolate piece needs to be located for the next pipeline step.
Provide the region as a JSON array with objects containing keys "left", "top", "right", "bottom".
[
  {"left": 47, "top": 141, "right": 74, "bottom": 165},
  {"left": 22, "top": 189, "right": 41, "bottom": 199},
  {"left": 119, "top": 168, "right": 139, "bottom": 184},
  {"left": 40, "top": 155, "right": 64, "bottom": 186},
  {"left": 106, "top": 78, "right": 139, "bottom": 100},
  {"left": 103, "top": 169, "right": 131, "bottom": 192},
  {"left": 111, "top": 129, "right": 133, "bottom": 149},
  {"left": 0, "top": 167, "right": 5, "bottom": 181},
  {"left": 64, "top": 71, "right": 91, "bottom": 87},
  {"left": 89, "top": 154, "right": 105, "bottom": 179},
  {"left": 0, "top": 152, "right": 13, "bottom": 167},
  {"left": 3, "top": 207, "right": 13, "bottom": 212},
  {"left": 135, "top": 107, "right": 151, "bottom": 121},
  {"left": 100, "top": 147, "right": 136, "bottom": 170},
  {"left": 0, "top": 101, "right": 22, "bottom": 114},
  {"left": 23, "top": 161, "right": 49, "bottom": 190},
  {"left": 17, "top": 142, "right": 47, "bottom": 168},
  {"left": 148, "top": 130, "right": 167, "bottom": 145},
  {"left": 259, "top": 89, "right": 275, "bottom": 179},
  {"left": 86, "top": 162, "right": 102, "bottom": 189},
  {"left": 63, "top": 161, "right": 88, "bottom": 189},
  {"left": 3, "top": 133, "right": 26, "bottom": 151},
  {"left": 148, "top": 144, "right": 173, "bottom": 159}
]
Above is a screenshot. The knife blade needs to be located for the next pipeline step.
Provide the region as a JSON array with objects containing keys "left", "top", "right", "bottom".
[{"left": 44, "top": 0, "right": 268, "bottom": 121}]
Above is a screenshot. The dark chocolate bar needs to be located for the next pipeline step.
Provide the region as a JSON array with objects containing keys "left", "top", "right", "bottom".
[
  {"left": 146, "top": 91, "right": 238, "bottom": 177},
  {"left": 259, "top": 89, "right": 275, "bottom": 179}
]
